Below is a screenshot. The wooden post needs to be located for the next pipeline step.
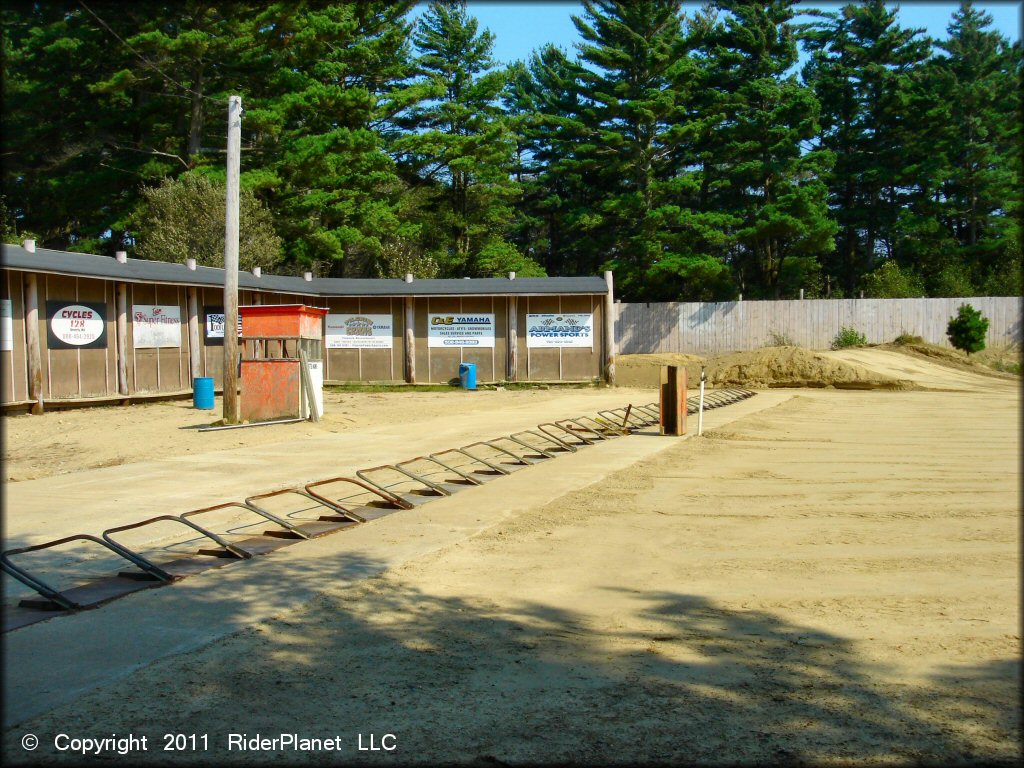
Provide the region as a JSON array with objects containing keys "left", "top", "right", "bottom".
[
  {"left": 507, "top": 296, "right": 518, "bottom": 381},
  {"left": 116, "top": 282, "right": 129, "bottom": 396},
  {"left": 603, "top": 270, "right": 616, "bottom": 385},
  {"left": 24, "top": 273, "right": 44, "bottom": 414},
  {"left": 186, "top": 287, "right": 201, "bottom": 382},
  {"left": 659, "top": 365, "right": 687, "bottom": 436},
  {"left": 404, "top": 296, "right": 416, "bottom": 384},
  {"left": 223, "top": 94, "right": 241, "bottom": 423}
]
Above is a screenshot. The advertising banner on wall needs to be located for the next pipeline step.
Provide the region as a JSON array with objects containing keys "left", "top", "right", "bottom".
[
  {"left": 132, "top": 305, "right": 181, "bottom": 348},
  {"left": 1, "top": 299, "right": 12, "bottom": 351},
  {"left": 203, "top": 306, "right": 242, "bottom": 346},
  {"left": 325, "top": 314, "right": 393, "bottom": 349},
  {"left": 427, "top": 313, "right": 495, "bottom": 348},
  {"left": 46, "top": 300, "right": 108, "bottom": 349},
  {"left": 526, "top": 313, "right": 595, "bottom": 348}
]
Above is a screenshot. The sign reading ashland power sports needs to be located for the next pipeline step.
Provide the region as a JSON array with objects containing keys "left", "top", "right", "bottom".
[
  {"left": 427, "top": 314, "right": 495, "bottom": 348},
  {"left": 132, "top": 305, "right": 181, "bottom": 348},
  {"left": 325, "top": 314, "right": 393, "bottom": 349},
  {"left": 46, "top": 301, "right": 108, "bottom": 349},
  {"left": 526, "top": 313, "right": 595, "bottom": 348}
]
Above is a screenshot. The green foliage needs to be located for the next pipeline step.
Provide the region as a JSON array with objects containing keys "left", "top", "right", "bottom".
[
  {"left": 831, "top": 326, "right": 868, "bottom": 349},
  {"left": 862, "top": 261, "right": 925, "bottom": 298},
  {"left": 131, "top": 173, "right": 281, "bottom": 272},
  {"left": 0, "top": 0, "right": 1018, "bottom": 298},
  {"left": 766, "top": 330, "right": 798, "bottom": 347},
  {"left": 893, "top": 333, "right": 925, "bottom": 346},
  {"left": 946, "top": 303, "right": 989, "bottom": 355}
]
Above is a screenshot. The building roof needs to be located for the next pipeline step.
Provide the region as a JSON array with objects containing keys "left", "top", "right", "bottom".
[{"left": 1, "top": 244, "right": 609, "bottom": 297}]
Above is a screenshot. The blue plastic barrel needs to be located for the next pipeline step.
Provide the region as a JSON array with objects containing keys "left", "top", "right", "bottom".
[
  {"left": 459, "top": 362, "right": 477, "bottom": 390},
  {"left": 193, "top": 376, "right": 215, "bottom": 409}
]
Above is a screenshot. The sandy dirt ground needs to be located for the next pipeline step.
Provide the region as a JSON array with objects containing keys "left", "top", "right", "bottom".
[{"left": 1, "top": 349, "right": 1019, "bottom": 765}]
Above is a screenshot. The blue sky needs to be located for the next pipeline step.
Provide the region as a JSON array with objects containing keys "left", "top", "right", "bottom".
[{"left": 410, "top": 2, "right": 1021, "bottom": 66}]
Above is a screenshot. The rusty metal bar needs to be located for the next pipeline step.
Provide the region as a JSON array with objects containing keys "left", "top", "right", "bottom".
[
  {"left": 393, "top": 458, "right": 461, "bottom": 494},
  {"left": 304, "top": 476, "right": 412, "bottom": 513},
  {"left": 103, "top": 515, "right": 252, "bottom": 561},
  {"left": 356, "top": 464, "right": 449, "bottom": 501},
  {"left": 536, "top": 422, "right": 585, "bottom": 450},
  {"left": 429, "top": 448, "right": 504, "bottom": 480},
  {"left": 470, "top": 439, "right": 535, "bottom": 467},
  {"left": 1, "top": 534, "right": 174, "bottom": 611}
]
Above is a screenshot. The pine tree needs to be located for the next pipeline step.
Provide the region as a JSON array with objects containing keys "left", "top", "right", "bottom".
[
  {"left": 249, "top": 1, "right": 420, "bottom": 277},
  {"left": 396, "top": 1, "right": 538, "bottom": 277},
  {"left": 698, "top": 0, "right": 835, "bottom": 299},
  {"left": 800, "top": 1, "right": 932, "bottom": 295},
  {"left": 925, "top": 3, "right": 1021, "bottom": 294}
]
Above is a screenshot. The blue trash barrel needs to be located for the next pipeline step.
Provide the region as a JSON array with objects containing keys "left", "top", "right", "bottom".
[
  {"left": 459, "top": 362, "right": 477, "bottom": 390},
  {"left": 193, "top": 376, "right": 215, "bottom": 409}
]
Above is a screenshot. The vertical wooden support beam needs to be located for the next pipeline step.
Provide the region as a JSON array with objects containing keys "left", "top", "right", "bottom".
[
  {"left": 507, "top": 296, "right": 518, "bottom": 381},
  {"left": 116, "top": 282, "right": 129, "bottom": 396},
  {"left": 404, "top": 296, "right": 416, "bottom": 384},
  {"left": 222, "top": 94, "right": 242, "bottom": 423},
  {"left": 659, "top": 365, "right": 687, "bottom": 436},
  {"left": 24, "top": 273, "right": 44, "bottom": 414},
  {"left": 186, "top": 287, "right": 201, "bottom": 383},
  {"left": 603, "top": 270, "right": 616, "bottom": 385}
]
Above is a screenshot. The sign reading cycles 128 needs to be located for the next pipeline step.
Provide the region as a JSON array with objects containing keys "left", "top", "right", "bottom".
[{"left": 46, "top": 301, "right": 108, "bottom": 349}]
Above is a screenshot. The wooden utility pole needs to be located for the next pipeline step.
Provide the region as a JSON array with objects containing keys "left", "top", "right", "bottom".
[{"left": 223, "top": 94, "right": 241, "bottom": 423}]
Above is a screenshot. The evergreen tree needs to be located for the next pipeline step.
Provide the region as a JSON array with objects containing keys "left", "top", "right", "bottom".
[
  {"left": 800, "top": 1, "right": 933, "bottom": 294},
  {"left": 249, "top": 1, "right": 420, "bottom": 277},
  {"left": 396, "top": 1, "right": 539, "bottom": 277},
  {"left": 559, "top": 0, "right": 735, "bottom": 301},
  {"left": 923, "top": 3, "right": 1021, "bottom": 293},
  {"left": 698, "top": 0, "right": 835, "bottom": 299}
]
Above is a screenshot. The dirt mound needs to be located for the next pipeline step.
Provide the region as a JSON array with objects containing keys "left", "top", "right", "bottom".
[
  {"left": 617, "top": 348, "right": 915, "bottom": 390},
  {"left": 708, "top": 347, "right": 915, "bottom": 389},
  {"left": 881, "top": 340, "right": 1020, "bottom": 378}
]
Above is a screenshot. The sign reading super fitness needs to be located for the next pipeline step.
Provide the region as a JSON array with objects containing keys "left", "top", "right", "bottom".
[
  {"left": 46, "top": 301, "right": 108, "bottom": 349},
  {"left": 132, "top": 305, "right": 182, "bottom": 348},
  {"left": 325, "top": 314, "right": 393, "bottom": 349},
  {"left": 526, "top": 313, "right": 595, "bottom": 348},
  {"left": 428, "top": 314, "right": 495, "bottom": 348}
]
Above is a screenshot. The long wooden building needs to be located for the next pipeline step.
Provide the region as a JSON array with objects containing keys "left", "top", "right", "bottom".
[{"left": 1, "top": 242, "right": 615, "bottom": 412}]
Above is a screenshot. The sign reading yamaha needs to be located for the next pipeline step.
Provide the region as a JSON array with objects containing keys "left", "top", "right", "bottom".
[
  {"left": 427, "top": 313, "right": 495, "bottom": 348},
  {"left": 526, "top": 313, "right": 594, "bottom": 348},
  {"left": 46, "top": 301, "right": 108, "bottom": 349}
]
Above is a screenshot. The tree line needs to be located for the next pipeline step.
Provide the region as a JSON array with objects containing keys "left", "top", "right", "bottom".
[{"left": 2, "top": 0, "right": 1020, "bottom": 301}]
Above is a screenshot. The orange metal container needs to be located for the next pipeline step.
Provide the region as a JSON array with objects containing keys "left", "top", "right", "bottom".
[
  {"left": 239, "top": 304, "right": 327, "bottom": 339},
  {"left": 239, "top": 305, "right": 327, "bottom": 423}
]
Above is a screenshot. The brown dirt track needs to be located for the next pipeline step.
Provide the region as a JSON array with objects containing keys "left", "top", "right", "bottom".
[{"left": 1, "top": 348, "right": 1020, "bottom": 765}]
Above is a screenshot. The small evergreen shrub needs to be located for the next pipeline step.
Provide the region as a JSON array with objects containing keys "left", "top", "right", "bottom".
[
  {"left": 831, "top": 326, "right": 868, "bottom": 349},
  {"left": 946, "top": 303, "right": 989, "bottom": 356}
]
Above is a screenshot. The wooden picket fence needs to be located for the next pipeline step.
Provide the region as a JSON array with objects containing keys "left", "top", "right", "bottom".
[{"left": 615, "top": 296, "right": 1022, "bottom": 355}]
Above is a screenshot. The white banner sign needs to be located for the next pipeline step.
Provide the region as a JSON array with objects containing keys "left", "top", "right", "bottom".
[
  {"left": 132, "top": 305, "right": 182, "bottom": 348},
  {"left": 526, "top": 313, "right": 595, "bottom": 348},
  {"left": 428, "top": 313, "right": 495, "bottom": 348},
  {"left": 0, "top": 299, "right": 12, "bottom": 351},
  {"left": 325, "top": 314, "right": 393, "bottom": 349}
]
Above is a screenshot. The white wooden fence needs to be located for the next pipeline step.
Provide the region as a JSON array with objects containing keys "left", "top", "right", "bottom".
[{"left": 615, "top": 296, "right": 1022, "bottom": 355}]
